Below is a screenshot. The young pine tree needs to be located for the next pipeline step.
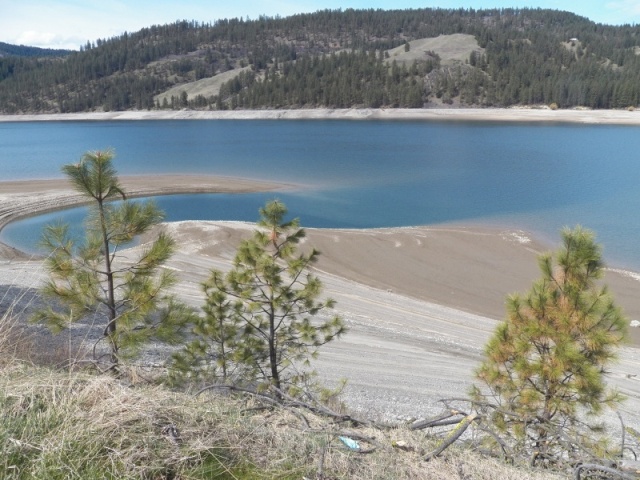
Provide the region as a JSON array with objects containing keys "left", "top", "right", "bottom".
[
  {"left": 170, "top": 274, "right": 247, "bottom": 384},
  {"left": 172, "top": 200, "right": 346, "bottom": 392},
  {"left": 474, "top": 226, "right": 627, "bottom": 463},
  {"left": 35, "top": 150, "right": 193, "bottom": 367}
]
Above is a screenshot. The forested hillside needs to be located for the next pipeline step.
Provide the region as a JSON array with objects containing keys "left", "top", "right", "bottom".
[
  {"left": 2, "top": 7, "right": 640, "bottom": 113},
  {"left": 0, "top": 42, "right": 71, "bottom": 58}
]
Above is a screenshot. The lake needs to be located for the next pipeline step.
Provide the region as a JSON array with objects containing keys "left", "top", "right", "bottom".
[{"left": 1, "top": 119, "right": 640, "bottom": 270}]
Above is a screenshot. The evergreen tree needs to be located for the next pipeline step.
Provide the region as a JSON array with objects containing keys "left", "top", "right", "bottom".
[
  {"left": 474, "top": 226, "right": 627, "bottom": 463},
  {"left": 4, "top": 9, "right": 640, "bottom": 111},
  {"left": 172, "top": 200, "right": 346, "bottom": 392},
  {"left": 170, "top": 275, "right": 246, "bottom": 384},
  {"left": 35, "top": 150, "right": 193, "bottom": 367}
]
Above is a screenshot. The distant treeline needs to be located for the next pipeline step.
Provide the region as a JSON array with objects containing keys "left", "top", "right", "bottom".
[
  {"left": 0, "top": 42, "right": 71, "bottom": 58},
  {"left": 1, "top": 8, "right": 640, "bottom": 112}
]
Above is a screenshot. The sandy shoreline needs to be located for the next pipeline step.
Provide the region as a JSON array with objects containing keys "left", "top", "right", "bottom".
[
  {"left": 0, "top": 175, "right": 289, "bottom": 259},
  {"left": 3, "top": 176, "right": 640, "bottom": 328},
  {"left": 2, "top": 107, "right": 640, "bottom": 125},
  {"left": 3, "top": 180, "right": 640, "bottom": 422},
  {"left": 149, "top": 220, "right": 640, "bottom": 421}
]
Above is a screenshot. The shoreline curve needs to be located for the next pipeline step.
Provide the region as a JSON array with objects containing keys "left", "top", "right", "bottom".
[
  {"left": 2, "top": 107, "right": 640, "bottom": 125},
  {"left": 0, "top": 174, "right": 291, "bottom": 259},
  {"left": 3, "top": 174, "right": 640, "bottom": 347}
]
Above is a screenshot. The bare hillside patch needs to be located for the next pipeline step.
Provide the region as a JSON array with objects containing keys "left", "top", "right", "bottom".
[
  {"left": 387, "top": 34, "right": 483, "bottom": 66},
  {"left": 154, "top": 66, "right": 252, "bottom": 104}
]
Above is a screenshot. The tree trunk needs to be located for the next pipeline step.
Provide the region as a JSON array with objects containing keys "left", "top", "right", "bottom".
[
  {"left": 98, "top": 197, "right": 118, "bottom": 365},
  {"left": 268, "top": 303, "right": 280, "bottom": 391}
]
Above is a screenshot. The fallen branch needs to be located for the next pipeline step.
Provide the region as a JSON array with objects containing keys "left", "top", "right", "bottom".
[
  {"left": 424, "top": 412, "right": 478, "bottom": 461},
  {"left": 410, "top": 411, "right": 467, "bottom": 431},
  {"left": 271, "top": 386, "right": 378, "bottom": 428},
  {"left": 195, "top": 383, "right": 378, "bottom": 429}
]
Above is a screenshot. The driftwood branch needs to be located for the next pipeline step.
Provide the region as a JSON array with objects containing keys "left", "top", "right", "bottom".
[
  {"left": 424, "top": 412, "right": 478, "bottom": 461},
  {"left": 410, "top": 411, "right": 466, "bottom": 430}
]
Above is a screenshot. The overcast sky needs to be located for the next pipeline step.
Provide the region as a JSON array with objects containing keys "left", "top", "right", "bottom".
[{"left": 1, "top": 0, "right": 638, "bottom": 50}]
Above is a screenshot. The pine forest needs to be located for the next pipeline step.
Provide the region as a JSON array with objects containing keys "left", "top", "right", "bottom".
[{"left": 1, "top": 8, "right": 640, "bottom": 113}]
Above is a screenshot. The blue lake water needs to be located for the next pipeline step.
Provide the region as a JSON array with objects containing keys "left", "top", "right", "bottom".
[{"left": 1, "top": 119, "right": 640, "bottom": 270}]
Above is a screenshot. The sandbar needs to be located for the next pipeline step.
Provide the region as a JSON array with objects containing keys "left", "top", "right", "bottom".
[
  {"left": 3, "top": 177, "right": 640, "bottom": 333},
  {"left": 160, "top": 221, "right": 640, "bottom": 345},
  {"left": 2, "top": 107, "right": 640, "bottom": 125},
  {"left": 0, "top": 174, "right": 289, "bottom": 258}
]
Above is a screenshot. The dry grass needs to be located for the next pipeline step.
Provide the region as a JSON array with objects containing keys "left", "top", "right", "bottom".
[
  {"left": 154, "top": 66, "right": 253, "bottom": 104},
  {"left": 0, "top": 285, "right": 44, "bottom": 365},
  {"left": 0, "top": 284, "right": 87, "bottom": 370},
  {"left": 0, "top": 270, "right": 564, "bottom": 478},
  {"left": 0, "top": 356, "right": 567, "bottom": 479},
  {"left": 0, "top": 363, "right": 241, "bottom": 479},
  {"left": 386, "top": 34, "right": 484, "bottom": 67}
]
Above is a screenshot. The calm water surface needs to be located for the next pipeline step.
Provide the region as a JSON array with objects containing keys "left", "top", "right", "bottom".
[{"left": 1, "top": 119, "right": 640, "bottom": 270}]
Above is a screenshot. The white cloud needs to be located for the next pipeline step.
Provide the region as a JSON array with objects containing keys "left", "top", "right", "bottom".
[
  {"left": 14, "top": 31, "right": 58, "bottom": 47},
  {"left": 13, "top": 30, "right": 84, "bottom": 50}
]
